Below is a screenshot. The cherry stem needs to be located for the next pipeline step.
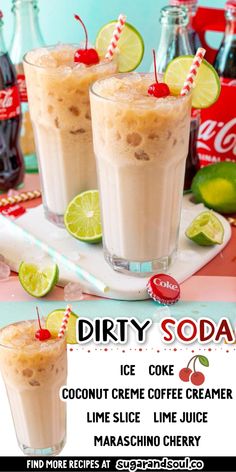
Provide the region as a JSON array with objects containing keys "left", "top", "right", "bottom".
[
  {"left": 36, "top": 306, "right": 42, "bottom": 330},
  {"left": 187, "top": 355, "right": 198, "bottom": 369},
  {"left": 152, "top": 49, "right": 159, "bottom": 84},
  {"left": 74, "top": 14, "right": 88, "bottom": 50},
  {"left": 193, "top": 356, "right": 198, "bottom": 374}
]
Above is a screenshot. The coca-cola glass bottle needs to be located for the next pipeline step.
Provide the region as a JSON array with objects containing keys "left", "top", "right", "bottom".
[
  {"left": 153, "top": 5, "right": 200, "bottom": 190},
  {"left": 169, "top": 0, "right": 201, "bottom": 53},
  {"left": 9, "top": 0, "right": 45, "bottom": 173},
  {"left": 214, "top": 0, "right": 236, "bottom": 81},
  {"left": 0, "top": 11, "right": 24, "bottom": 192}
]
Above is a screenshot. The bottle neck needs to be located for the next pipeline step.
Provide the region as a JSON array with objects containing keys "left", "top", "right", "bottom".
[
  {"left": 170, "top": 1, "right": 198, "bottom": 26},
  {"left": 225, "top": 10, "right": 236, "bottom": 36},
  {"left": 156, "top": 23, "right": 193, "bottom": 73},
  {"left": 10, "top": 0, "right": 45, "bottom": 62},
  {"left": 0, "top": 21, "right": 7, "bottom": 54},
  {"left": 186, "top": 4, "right": 197, "bottom": 29}
]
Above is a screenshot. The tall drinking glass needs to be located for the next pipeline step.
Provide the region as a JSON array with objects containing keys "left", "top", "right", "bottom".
[
  {"left": 23, "top": 45, "right": 117, "bottom": 226},
  {"left": 90, "top": 74, "right": 191, "bottom": 275},
  {"left": 0, "top": 320, "right": 67, "bottom": 455}
]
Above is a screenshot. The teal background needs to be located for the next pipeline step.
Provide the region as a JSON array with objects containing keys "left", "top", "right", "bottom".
[
  {"left": 1, "top": 0, "right": 225, "bottom": 71},
  {"left": 0, "top": 300, "right": 236, "bottom": 327}
]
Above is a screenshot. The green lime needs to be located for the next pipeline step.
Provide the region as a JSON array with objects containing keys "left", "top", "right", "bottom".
[
  {"left": 164, "top": 55, "right": 221, "bottom": 109},
  {"left": 46, "top": 309, "right": 78, "bottom": 344},
  {"left": 19, "top": 262, "right": 59, "bottom": 298},
  {"left": 191, "top": 162, "right": 236, "bottom": 214},
  {"left": 64, "top": 190, "right": 102, "bottom": 243},
  {"left": 185, "top": 211, "right": 224, "bottom": 246},
  {"left": 96, "top": 21, "right": 144, "bottom": 72}
]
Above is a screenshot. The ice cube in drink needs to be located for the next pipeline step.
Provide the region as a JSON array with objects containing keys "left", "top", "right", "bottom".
[
  {"left": 90, "top": 73, "right": 191, "bottom": 274},
  {"left": 23, "top": 44, "right": 117, "bottom": 226},
  {"left": 0, "top": 320, "right": 67, "bottom": 455}
]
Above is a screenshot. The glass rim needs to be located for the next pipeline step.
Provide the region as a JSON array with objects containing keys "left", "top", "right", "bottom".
[
  {"left": 0, "top": 320, "right": 65, "bottom": 350},
  {"left": 90, "top": 72, "right": 192, "bottom": 105},
  {"left": 23, "top": 44, "right": 115, "bottom": 71}
]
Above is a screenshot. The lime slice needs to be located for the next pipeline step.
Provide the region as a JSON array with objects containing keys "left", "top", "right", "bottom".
[
  {"left": 185, "top": 211, "right": 224, "bottom": 246},
  {"left": 46, "top": 309, "right": 78, "bottom": 344},
  {"left": 96, "top": 21, "right": 144, "bottom": 72},
  {"left": 19, "top": 262, "right": 59, "bottom": 297},
  {"left": 64, "top": 190, "right": 102, "bottom": 243},
  {"left": 164, "top": 56, "right": 221, "bottom": 109}
]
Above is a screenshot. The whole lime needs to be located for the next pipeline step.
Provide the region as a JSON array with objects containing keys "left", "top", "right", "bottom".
[{"left": 191, "top": 162, "right": 236, "bottom": 214}]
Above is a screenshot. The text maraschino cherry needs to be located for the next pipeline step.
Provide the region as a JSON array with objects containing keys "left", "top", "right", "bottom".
[
  {"left": 74, "top": 14, "right": 100, "bottom": 66},
  {"left": 148, "top": 50, "right": 170, "bottom": 98},
  {"left": 35, "top": 307, "right": 51, "bottom": 341}
]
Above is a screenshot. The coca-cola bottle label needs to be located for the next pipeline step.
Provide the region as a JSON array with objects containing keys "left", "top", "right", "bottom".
[
  {"left": 220, "top": 78, "right": 236, "bottom": 86},
  {"left": 17, "top": 74, "right": 28, "bottom": 102},
  {"left": 0, "top": 85, "right": 21, "bottom": 120},
  {"left": 198, "top": 83, "right": 236, "bottom": 166}
]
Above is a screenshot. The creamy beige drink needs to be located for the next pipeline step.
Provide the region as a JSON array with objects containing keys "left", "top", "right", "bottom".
[
  {"left": 90, "top": 74, "right": 191, "bottom": 274},
  {"left": 0, "top": 320, "right": 67, "bottom": 455},
  {"left": 24, "top": 45, "right": 117, "bottom": 226}
]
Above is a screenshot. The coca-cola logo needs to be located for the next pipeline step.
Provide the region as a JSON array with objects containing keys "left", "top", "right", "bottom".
[
  {"left": 0, "top": 204, "right": 26, "bottom": 218},
  {"left": 0, "top": 85, "right": 21, "bottom": 120},
  {"left": 197, "top": 118, "right": 236, "bottom": 156},
  {"left": 17, "top": 74, "right": 28, "bottom": 102},
  {"left": 18, "top": 77, "right": 26, "bottom": 89},
  {"left": 152, "top": 277, "right": 178, "bottom": 292},
  {"left": 0, "top": 89, "right": 14, "bottom": 108}
]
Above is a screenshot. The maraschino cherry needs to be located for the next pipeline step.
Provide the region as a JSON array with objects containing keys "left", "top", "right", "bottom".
[
  {"left": 35, "top": 307, "right": 51, "bottom": 341},
  {"left": 74, "top": 14, "right": 99, "bottom": 65},
  {"left": 148, "top": 49, "right": 170, "bottom": 98}
]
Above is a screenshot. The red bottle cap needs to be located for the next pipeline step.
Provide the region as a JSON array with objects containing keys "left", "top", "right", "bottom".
[
  {"left": 170, "top": 0, "right": 198, "bottom": 6},
  {"left": 147, "top": 274, "right": 180, "bottom": 305},
  {"left": 0, "top": 11, "right": 3, "bottom": 19},
  {"left": 225, "top": 0, "right": 236, "bottom": 11},
  {"left": 0, "top": 204, "right": 26, "bottom": 219}
]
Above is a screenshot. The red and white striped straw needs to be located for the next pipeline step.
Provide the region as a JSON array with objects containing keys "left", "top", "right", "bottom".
[
  {"left": 105, "top": 13, "right": 127, "bottom": 61},
  {"left": 0, "top": 190, "right": 41, "bottom": 207},
  {"left": 180, "top": 47, "right": 206, "bottom": 96},
  {"left": 58, "top": 305, "right": 72, "bottom": 338}
]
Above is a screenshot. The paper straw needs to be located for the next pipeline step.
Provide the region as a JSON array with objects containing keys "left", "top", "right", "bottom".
[
  {"left": 180, "top": 48, "right": 206, "bottom": 96},
  {"left": 105, "top": 14, "right": 126, "bottom": 61},
  {"left": 0, "top": 190, "right": 41, "bottom": 207},
  {"left": 58, "top": 305, "right": 72, "bottom": 338},
  {"left": 0, "top": 214, "right": 109, "bottom": 294}
]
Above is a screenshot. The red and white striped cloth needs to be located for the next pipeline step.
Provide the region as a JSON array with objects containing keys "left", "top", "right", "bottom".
[
  {"left": 105, "top": 14, "right": 126, "bottom": 61},
  {"left": 58, "top": 305, "right": 72, "bottom": 338},
  {"left": 181, "top": 48, "right": 206, "bottom": 96}
]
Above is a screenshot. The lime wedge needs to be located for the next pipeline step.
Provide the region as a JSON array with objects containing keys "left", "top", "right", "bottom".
[
  {"left": 19, "top": 262, "right": 59, "bottom": 297},
  {"left": 64, "top": 190, "right": 102, "bottom": 243},
  {"left": 185, "top": 211, "right": 224, "bottom": 246},
  {"left": 46, "top": 309, "right": 78, "bottom": 344},
  {"left": 164, "top": 56, "right": 221, "bottom": 109},
  {"left": 96, "top": 21, "right": 144, "bottom": 72}
]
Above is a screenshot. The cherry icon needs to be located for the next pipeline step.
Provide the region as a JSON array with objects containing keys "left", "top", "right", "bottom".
[
  {"left": 74, "top": 14, "right": 99, "bottom": 66},
  {"left": 35, "top": 307, "right": 51, "bottom": 341},
  {"left": 191, "top": 371, "right": 205, "bottom": 386},
  {"left": 179, "top": 367, "right": 192, "bottom": 382},
  {"left": 179, "top": 354, "right": 209, "bottom": 386},
  {"left": 148, "top": 49, "right": 170, "bottom": 98}
]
